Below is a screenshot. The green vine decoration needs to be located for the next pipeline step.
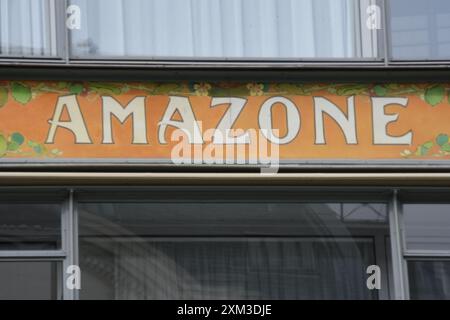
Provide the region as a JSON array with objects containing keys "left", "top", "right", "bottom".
[
  {"left": 0, "top": 132, "right": 62, "bottom": 158},
  {"left": 401, "top": 133, "right": 450, "bottom": 158},
  {"left": 0, "top": 81, "right": 449, "bottom": 108}
]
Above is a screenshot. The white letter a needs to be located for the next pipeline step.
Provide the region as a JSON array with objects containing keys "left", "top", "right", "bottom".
[{"left": 46, "top": 95, "right": 91, "bottom": 144}]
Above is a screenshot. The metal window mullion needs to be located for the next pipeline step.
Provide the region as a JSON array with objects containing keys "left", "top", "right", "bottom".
[
  {"left": 388, "top": 189, "right": 409, "bottom": 299},
  {"left": 73, "top": 190, "right": 80, "bottom": 300},
  {"left": 381, "top": 0, "right": 390, "bottom": 66},
  {"left": 404, "top": 250, "right": 450, "bottom": 258},
  {"left": 62, "top": 189, "right": 76, "bottom": 300},
  {"left": 57, "top": 0, "right": 69, "bottom": 63},
  {"left": 0, "top": 251, "right": 66, "bottom": 258},
  {"left": 396, "top": 193, "right": 410, "bottom": 299}
]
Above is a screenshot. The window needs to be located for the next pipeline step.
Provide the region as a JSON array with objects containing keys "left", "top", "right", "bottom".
[
  {"left": 403, "top": 204, "right": 450, "bottom": 251},
  {"left": 0, "top": 261, "right": 62, "bottom": 299},
  {"left": 0, "top": 192, "right": 66, "bottom": 300},
  {"left": 389, "top": 0, "right": 450, "bottom": 60},
  {"left": 69, "top": 0, "right": 380, "bottom": 60},
  {"left": 402, "top": 201, "right": 450, "bottom": 300},
  {"left": 0, "top": 0, "right": 59, "bottom": 57},
  {"left": 2, "top": 0, "right": 450, "bottom": 63},
  {"left": 77, "top": 191, "right": 391, "bottom": 299},
  {"left": 0, "top": 201, "right": 62, "bottom": 250},
  {"left": 1, "top": 188, "right": 450, "bottom": 300},
  {"left": 408, "top": 260, "right": 450, "bottom": 299}
]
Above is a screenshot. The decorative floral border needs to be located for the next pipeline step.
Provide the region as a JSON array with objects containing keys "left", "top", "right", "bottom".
[
  {"left": 1, "top": 81, "right": 449, "bottom": 107},
  {"left": 0, "top": 131, "right": 62, "bottom": 158},
  {"left": 1, "top": 81, "right": 449, "bottom": 159},
  {"left": 401, "top": 133, "right": 450, "bottom": 158}
]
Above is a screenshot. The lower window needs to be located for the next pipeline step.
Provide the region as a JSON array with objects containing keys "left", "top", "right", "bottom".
[
  {"left": 78, "top": 194, "right": 391, "bottom": 299},
  {"left": 408, "top": 260, "right": 450, "bottom": 300},
  {"left": 0, "top": 261, "right": 62, "bottom": 300}
]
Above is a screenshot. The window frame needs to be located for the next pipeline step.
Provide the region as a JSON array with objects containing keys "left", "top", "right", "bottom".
[
  {"left": 0, "top": 189, "right": 70, "bottom": 300},
  {"left": 386, "top": 0, "right": 450, "bottom": 64},
  {"left": 0, "top": 0, "right": 67, "bottom": 61},
  {"left": 75, "top": 186, "right": 394, "bottom": 300},
  {"left": 396, "top": 191, "right": 450, "bottom": 300},
  {"left": 1, "top": 186, "right": 450, "bottom": 300},
  {"left": 0, "top": 0, "right": 441, "bottom": 67},
  {"left": 0, "top": 0, "right": 449, "bottom": 66}
]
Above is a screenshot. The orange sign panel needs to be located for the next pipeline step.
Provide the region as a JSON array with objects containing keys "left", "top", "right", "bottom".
[{"left": 0, "top": 80, "right": 449, "bottom": 164}]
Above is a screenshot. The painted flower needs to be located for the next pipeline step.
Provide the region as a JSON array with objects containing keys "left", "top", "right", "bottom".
[
  {"left": 193, "top": 82, "right": 211, "bottom": 96},
  {"left": 247, "top": 83, "right": 265, "bottom": 96},
  {"left": 400, "top": 149, "right": 412, "bottom": 157}
]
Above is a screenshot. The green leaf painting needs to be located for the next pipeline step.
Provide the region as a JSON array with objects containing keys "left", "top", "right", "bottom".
[
  {"left": 402, "top": 133, "right": 450, "bottom": 158},
  {"left": 424, "top": 85, "right": 445, "bottom": 107},
  {"left": 0, "top": 135, "right": 7, "bottom": 156},
  {"left": 0, "top": 132, "right": 61, "bottom": 158},
  {"left": 0, "top": 81, "right": 449, "bottom": 108},
  {"left": 0, "top": 87, "right": 8, "bottom": 108},
  {"left": 6, "top": 132, "right": 24, "bottom": 151},
  {"left": 436, "top": 134, "right": 449, "bottom": 146},
  {"left": 373, "top": 85, "right": 387, "bottom": 96},
  {"left": 69, "top": 83, "right": 84, "bottom": 95},
  {"left": 11, "top": 82, "right": 32, "bottom": 104}
]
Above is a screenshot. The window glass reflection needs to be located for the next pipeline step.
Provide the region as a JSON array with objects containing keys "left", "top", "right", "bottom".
[
  {"left": 408, "top": 260, "right": 450, "bottom": 300},
  {"left": 79, "top": 199, "right": 390, "bottom": 300},
  {"left": 0, "top": 203, "right": 62, "bottom": 250},
  {"left": 403, "top": 204, "right": 450, "bottom": 251},
  {"left": 0, "top": 261, "right": 61, "bottom": 300},
  {"left": 389, "top": 0, "right": 450, "bottom": 60}
]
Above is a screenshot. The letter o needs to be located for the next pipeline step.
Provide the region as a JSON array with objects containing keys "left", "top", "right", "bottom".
[{"left": 258, "top": 97, "right": 300, "bottom": 144}]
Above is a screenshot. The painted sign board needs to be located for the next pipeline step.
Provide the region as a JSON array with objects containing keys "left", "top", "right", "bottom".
[{"left": 0, "top": 80, "right": 449, "bottom": 165}]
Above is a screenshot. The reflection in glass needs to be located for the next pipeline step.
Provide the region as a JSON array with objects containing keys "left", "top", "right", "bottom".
[
  {"left": 408, "top": 260, "right": 450, "bottom": 299},
  {"left": 69, "top": 0, "right": 379, "bottom": 59},
  {"left": 0, "top": 203, "right": 62, "bottom": 250},
  {"left": 403, "top": 204, "right": 450, "bottom": 251},
  {"left": 79, "top": 199, "right": 390, "bottom": 299},
  {"left": 0, "top": 261, "right": 61, "bottom": 300},
  {"left": 389, "top": 0, "right": 450, "bottom": 60}
]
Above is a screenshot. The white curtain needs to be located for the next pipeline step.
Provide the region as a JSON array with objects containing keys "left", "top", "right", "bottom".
[
  {"left": 70, "top": 0, "right": 379, "bottom": 59},
  {"left": 0, "top": 0, "right": 58, "bottom": 57}
]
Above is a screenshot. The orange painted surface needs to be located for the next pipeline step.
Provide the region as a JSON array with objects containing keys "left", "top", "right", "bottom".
[{"left": 0, "top": 81, "right": 449, "bottom": 162}]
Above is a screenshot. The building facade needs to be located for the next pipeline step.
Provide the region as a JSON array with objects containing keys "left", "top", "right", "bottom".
[{"left": 0, "top": 0, "right": 449, "bottom": 300}]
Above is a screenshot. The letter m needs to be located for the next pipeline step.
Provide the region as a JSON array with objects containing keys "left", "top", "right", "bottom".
[{"left": 102, "top": 96, "right": 147, "bottom": 144}]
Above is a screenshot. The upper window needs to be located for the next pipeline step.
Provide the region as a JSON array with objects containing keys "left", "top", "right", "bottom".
[
  {"left": 1, "top": 0, "right": 450, "bottom": 63},
  {"left": 389, "top": 0, "right": 450, "bottom": 60},
  {"left": 403, "top": 203, "right": 450, "bottom": 251},
  {"left": 69, "top": 0, "right": 379, "bottom": 60},
  {"left": 0, "top": 201, "right": 62, "bottom": 250},
  {"left": 0, "top": 0, "right": 59, "bottom": 58}
]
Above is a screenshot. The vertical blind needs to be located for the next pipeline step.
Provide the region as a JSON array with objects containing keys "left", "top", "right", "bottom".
[
  {"left": 0, "top": 0, "right": 58, "bottom": 57},
  {"left": 70, "top": 0, "right": 379, "bottom": 59}
]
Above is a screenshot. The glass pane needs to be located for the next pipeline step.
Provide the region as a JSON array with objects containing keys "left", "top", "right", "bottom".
[
  {"left": 408, "top": 260, "right": 450, "bottom": 300},
  {"left": 0, "top": 202, "right": 62, "bottom": 250},
  {"left": 403, "top": 204, "right": 450, "bottom": 251},
  {"left": 389, "top": 0, "right": 450, "bottom": 60},
  {"left": 0, "top": 0, "right": 58, "bottom": 57},
  {"left": 0, "top": 261, "right": 61, "bottom": 299},
  {"left": 79, "top": 199, "right": 390, "bottom": 299},
  {"left": 70, "top": 0, "right": 380, "bottom": 59}
]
